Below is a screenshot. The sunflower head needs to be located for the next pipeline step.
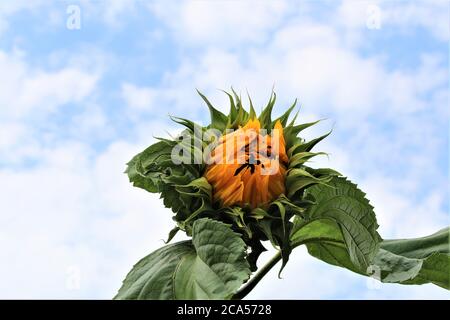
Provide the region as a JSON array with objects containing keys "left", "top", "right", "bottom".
[
  {"left": 126, "top": 89, "right": 340, "bottom": 271},
  {"left": 204, "top": 117, "right": 288, "bottom": 209}
]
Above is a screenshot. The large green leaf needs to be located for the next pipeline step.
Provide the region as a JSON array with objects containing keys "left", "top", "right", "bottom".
[
  {"left": 114, "top": 218, "right": 251, "bottom": 299},
  {"left": 375, "top": 228, "right": 450, "bottom": 289},
  {"left": 296, "top": 177, "right": 381, "bottom": 271},
  {"left": 294, "top": 218, "right": 450, "bottom": 289}
]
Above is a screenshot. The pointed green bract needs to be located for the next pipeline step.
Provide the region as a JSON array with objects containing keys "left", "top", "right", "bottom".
[
  {"left": 221, "top": 90, "right": 238, "bottom": 123},
  {"left": 286, "top": 168, "right": 333, "bottom": 198},
  {"left": 197, "top": 89, "right": 228, "bottom": 132},
  {"left": 258, "top": 91, "right": 276, "bottom": 132},
  {"left": 274, "top": 98, "right": 297, "bottom": 127},
  {"left": 247, "top": 91, "right": 257, "bottom": 120},
  {"left": 289, "top": 152, "right": 327, "bottom": 168}
]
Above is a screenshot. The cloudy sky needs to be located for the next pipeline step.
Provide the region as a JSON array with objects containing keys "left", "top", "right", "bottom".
[{"left": 0, "top": 0, "right": 448, "bottom": 299}]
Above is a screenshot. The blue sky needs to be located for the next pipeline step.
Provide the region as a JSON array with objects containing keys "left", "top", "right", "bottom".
[{"left": 0, "top": 0, "right": 448, "bottom": 299}]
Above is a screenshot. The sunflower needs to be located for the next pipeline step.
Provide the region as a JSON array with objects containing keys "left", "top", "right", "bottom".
[
  {"left": 126, "top": 89, "right": 339, "bottom": 271},
  {"left": 204, "top": 118, "right": 288, "bottom": 209}
]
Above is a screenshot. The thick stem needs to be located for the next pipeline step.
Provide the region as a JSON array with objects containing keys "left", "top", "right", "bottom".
[{"left": 232, "top": 237, "right": 342, "bottom": 300}]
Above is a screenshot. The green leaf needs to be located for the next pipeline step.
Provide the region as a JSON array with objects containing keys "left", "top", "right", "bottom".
[
  {"left": 295, "top": 219, "right": 450, "bottom": 290},
  {"left": 299, "top": 177, "right": 381, "bottom": 271},
  {"left": 291, "top": 218, "right": 342, "bottom": 244},
  {"left": 114, "top": 218, "right": 251, "bottom": 300},
  {"left": 197, "top": 89, "right": 228, "bottom": 132},
  {"left": 375, "top": 228, "right": 450, "bottom": 289},
  {"left": 125, "top": 140, "right": 174, "bottom": 193},
  {"left": 292, "top": 219, "right": 366, "bottom": 274}
]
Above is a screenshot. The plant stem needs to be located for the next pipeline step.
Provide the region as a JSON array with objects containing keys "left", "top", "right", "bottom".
[
  {"left": 232, "top": 237, "right": 343, "bottom": 300},
  {"left": 232, "top": 251, "right": 282, "bottom": 300}
]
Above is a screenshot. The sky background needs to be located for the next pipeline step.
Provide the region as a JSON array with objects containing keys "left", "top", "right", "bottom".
[{"left": 0, "top": 0, "right": 449, "bottom": 299}]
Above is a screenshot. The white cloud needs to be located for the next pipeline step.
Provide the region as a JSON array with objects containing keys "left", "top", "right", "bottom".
[
  {"left": 0, "top": 0, "right": 140, "bottom": 32},
  {"left": 334, "top": 0, "right": 449, "bottom": 42},
  {"left": 0, "top": 50, "right": 99, "bottom": 120},
  {"left": 70, "top": 103, "right": 112, "bottom": 141},
  {"left": 18, "top": 68, "right": 98, "bottom": 115},
  {"left": 102, "top": 0, "right": 137, "bottom": 26},
  {"left": 149, "top": 0, "right": 290, "bottom": 47},
  {"left": 0, "top": 48, "right": 101, "bottom": 168},
  {"left": 78, "top": 0, "right": 137, "bottom": 28},
  {"left": 139, "top": 22, "right": 447, "bottom": 123},
  {"left": 0, "top": 1, "right": 46, "bottom": 34},
  {"left": 381, "top": 0, "right": 450, "bottom": 42},
  {"left": 0, "top": 122, "right": 26, "bottom": 150},
  {"left": 121, "top": 83, "right": 156, "bottom": 111}
]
